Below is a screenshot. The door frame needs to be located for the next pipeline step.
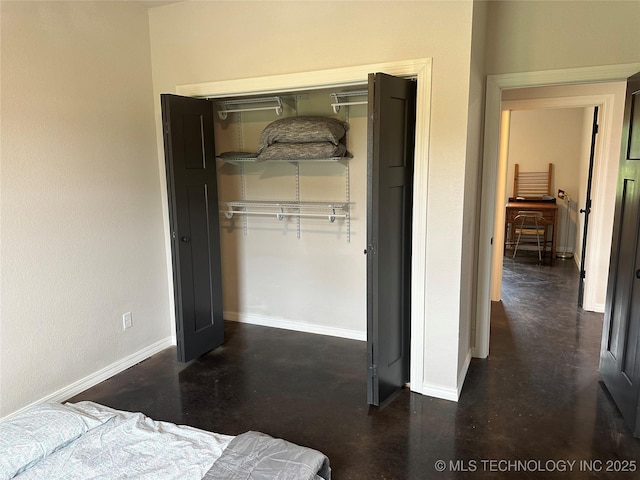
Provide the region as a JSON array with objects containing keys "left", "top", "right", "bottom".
[
  {"left": 173, "top": 58, "right": 432, "bottom": 397},
  {"left": 476, "top": 62, "right": 640, "bottom": 359},
  {"left": 492, "top": 95, "right": 614, "bottom": 311}
]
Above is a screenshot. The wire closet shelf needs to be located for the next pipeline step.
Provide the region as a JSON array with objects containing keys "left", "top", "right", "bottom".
[{"left": 223, "top": 200, "right": 350, "bottom": 223}]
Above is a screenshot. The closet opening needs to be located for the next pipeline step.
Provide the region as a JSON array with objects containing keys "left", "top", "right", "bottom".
[{"left": 163, "top": 59, "right": 432, "bottom": 405}]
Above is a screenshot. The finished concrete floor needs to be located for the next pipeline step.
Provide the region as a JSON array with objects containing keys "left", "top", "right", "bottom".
[{"left": 69, "top": 256, "right": 640, "bottom": 478}]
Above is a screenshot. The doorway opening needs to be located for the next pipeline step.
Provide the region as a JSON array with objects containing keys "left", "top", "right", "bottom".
[
  {"left": 492, "top": 94, "right": 614, "bottom": 310},
  {"left": 167, "top": 59, "right": 432, "bottom": 401},
  {"left": 475, "top": 63, "right": 639, "bottom": 360}
]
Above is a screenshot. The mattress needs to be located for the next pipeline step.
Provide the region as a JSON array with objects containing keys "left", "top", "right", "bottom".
[{"left": 0, "top": 401, "right": 330, "bottom": 480}]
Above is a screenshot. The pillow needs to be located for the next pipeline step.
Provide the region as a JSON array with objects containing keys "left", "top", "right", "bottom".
[
  {"left": 257, "top": 142, "right": 347, "bottom": 161},
  {"left": 258, "top": 116, "right": 349, "bottom": 152},
  {"left": 0, "top": 402, "right": 105, "bottom": 479}
]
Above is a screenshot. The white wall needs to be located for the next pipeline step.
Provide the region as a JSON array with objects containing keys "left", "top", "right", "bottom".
[
  {"left": 0, "top": 1, "right": 170, "bottom": 417},
  {"left": 489, "top": 111, "right": 512, "bottom": 301},
  {"left": 506, "top": 108, "right": 585, "bottom": 203},
  {"left": 485, "top": 0, "right": 640, "bottom": 75},
  {"left": 214, "top": 91, "right": 367, "bottom": 338},
  {"left": 459, "top": 0, "right": 487, "bottom": 380},
  {"left": 149, "top": 0, "right": 476, "bottom": 398}
]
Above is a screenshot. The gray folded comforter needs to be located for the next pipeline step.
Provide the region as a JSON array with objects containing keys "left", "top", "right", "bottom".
[
  {"left": 258, "top": 116, "right": 348, "bottom": 153},
  {"left": 203, "top": 431, "right": 331, "bottom": 480}
]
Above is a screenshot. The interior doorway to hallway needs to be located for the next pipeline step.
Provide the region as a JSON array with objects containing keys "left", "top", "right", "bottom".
[
  {"left": 491, "top": 91, "right": 617, "bottom": 312},
  {"left": 475, "top": 63, "right": 639, "bottom": 360}
]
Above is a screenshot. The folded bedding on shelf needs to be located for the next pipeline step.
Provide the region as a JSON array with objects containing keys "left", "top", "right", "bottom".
[
  {"left": 257, "top": 142, "right": 347, "bottom": 161},
  {"left": 257, "top": 116, "right": 348, "bottom": 153}
]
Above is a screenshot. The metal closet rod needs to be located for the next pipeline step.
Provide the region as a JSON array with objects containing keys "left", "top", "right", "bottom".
[
  {"left": 330, "top": 90, "right": 368, "bottom": 113},
  {"left": 215, "top": 90, "right": 368, "bottom": 117},
  {"left": 216, "top": 96, "right": 283, "bottom": 120},
  {"left": 223, "top": 201, "right": 350, "bottom": 223},
  {"left": 224, "top": 210, "right": 348, "bottom": 222}
]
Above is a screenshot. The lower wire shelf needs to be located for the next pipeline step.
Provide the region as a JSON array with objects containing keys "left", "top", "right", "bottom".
[{"left": 222, "top": 200, "right": 350, "bottom": 223}]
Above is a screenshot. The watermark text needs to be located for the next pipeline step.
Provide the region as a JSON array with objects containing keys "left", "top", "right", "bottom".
[{"left": 433, "top": 459, "right": 637, "bottom": 473}]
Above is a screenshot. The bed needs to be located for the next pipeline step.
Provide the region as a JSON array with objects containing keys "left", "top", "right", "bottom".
[{"left": 0, "top": 401, "right": 331, "bottom": 480}]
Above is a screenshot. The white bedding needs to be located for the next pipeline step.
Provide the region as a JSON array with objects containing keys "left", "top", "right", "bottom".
[{"left": 6, "top": 402, "right": 233, "bottom": 480}]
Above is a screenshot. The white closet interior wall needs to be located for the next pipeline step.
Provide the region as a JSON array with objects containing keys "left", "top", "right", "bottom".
[{"left": 214, "top": 88, "right": 368, "bottom": 339}]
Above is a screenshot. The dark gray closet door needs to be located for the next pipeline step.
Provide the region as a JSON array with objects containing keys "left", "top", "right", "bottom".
[
  {"left": 366, "top": 73, "right": 416, "bottom": 406},
  {"left": 600, "top": 73, "right": 640, "bottom": 437},
  {"left": 577, "top": 106, "right": 599, "bottom": 307},
  {"left": 161, "top": 94, "right": 224, "bottom": 363}
]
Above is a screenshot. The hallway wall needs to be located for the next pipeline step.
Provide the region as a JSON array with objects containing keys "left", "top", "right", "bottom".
[{"left": 485, "top": 0, "right": 640, "bottom": 75}]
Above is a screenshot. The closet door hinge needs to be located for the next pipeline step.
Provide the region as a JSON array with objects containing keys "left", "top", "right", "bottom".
[{"left": 369, "top": 364, "right": 378, "bottom": 378}]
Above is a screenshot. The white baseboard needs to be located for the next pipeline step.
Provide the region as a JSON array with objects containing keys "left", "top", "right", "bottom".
[
  {"left": 3, "top": 337, "right": 173, "bottom": 420},
  {"left": 420, "top": 382, "right": 459, "bottom": 402},
  {"left": 418, "top": 353, "right": 471, "bottom": 403},
  {"left": 589, "top": 303, "right": 605, "bottom": 313},
  {"left": 224, "top": 311, "right": 366, "bottom": 342}
]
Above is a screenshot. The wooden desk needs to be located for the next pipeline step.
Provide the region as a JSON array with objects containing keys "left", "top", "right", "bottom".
[{"left": 505, "top": 200, "right": 558, "bottom": 263}]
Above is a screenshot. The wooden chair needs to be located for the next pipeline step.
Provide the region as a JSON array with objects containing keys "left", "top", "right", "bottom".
[
  {"left": 505, "top": 164, "right": 555, "bottom": 261},
  {"left": 512, "top": 210, "right": 547, "bottom": 262},
  {"left": 513, "top": 163, "right": 553, "bottom": 199}
]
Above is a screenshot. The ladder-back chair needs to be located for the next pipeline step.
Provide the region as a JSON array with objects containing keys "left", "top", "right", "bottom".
[{"left": 513, "top": 163, "right": 553, "bottom": 199}]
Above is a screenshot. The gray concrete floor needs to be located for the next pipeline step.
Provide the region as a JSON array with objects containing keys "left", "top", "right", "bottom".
[{"left": 69, "top": 256, "right": 640, "bottom": 479}]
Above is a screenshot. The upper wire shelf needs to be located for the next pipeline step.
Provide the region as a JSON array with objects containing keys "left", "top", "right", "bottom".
[
  {"left": 216, "top": 96, "right": 283, "bottom": 120},
  {"left": 330, "top": 90, "right": 368, "bottom": 113}
]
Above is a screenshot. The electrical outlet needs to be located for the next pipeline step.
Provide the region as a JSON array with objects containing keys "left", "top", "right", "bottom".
[{"left": 123, "top": 312, "right": 133, "bottom": 330}]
